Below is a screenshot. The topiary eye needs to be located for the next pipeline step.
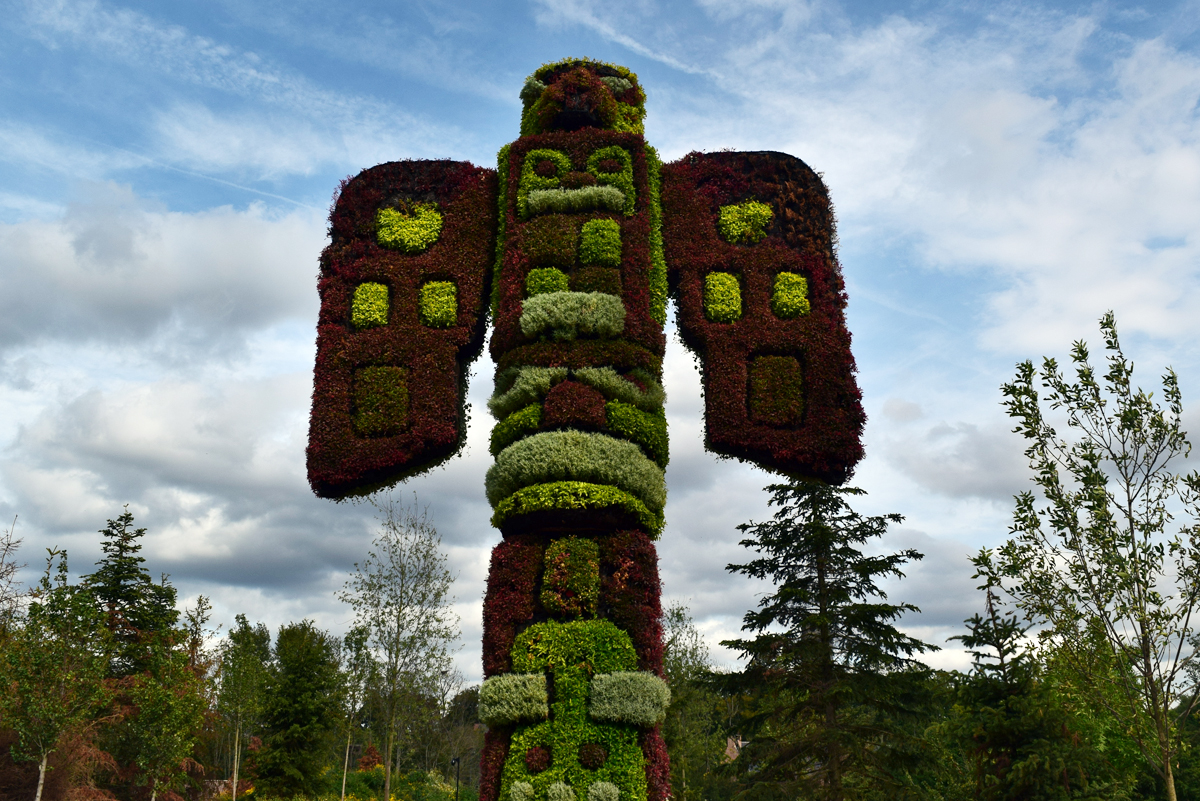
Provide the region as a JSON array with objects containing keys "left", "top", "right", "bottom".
[
  {"left": 535, "top": 160, "right": 560, "bottom": 178},
  {"left": 595, "top": 158, "right": 622, "bottom": 174},
  {"left": 578, "top": 742, "right": 608, "bottom": 769},
  {"left": 525, "top": 746, "right": 551, "bottom": 773}
]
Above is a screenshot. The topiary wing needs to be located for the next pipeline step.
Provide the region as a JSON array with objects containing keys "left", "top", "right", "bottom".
[
  {"left": 307, "top": 160, "right": 498, "bottom": 498},
  {"left": 661, "top": 151, "right": 865, "bottom": 484}
]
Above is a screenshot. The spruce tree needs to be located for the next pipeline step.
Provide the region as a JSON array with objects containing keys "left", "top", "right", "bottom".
[{"left": 722, "top": 479, "right": 934, "bottom": 801}]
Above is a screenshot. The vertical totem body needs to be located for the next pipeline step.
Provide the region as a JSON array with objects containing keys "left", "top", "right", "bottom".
[{"left": 307, "top": 58, "right": 866, "bottom": 801}]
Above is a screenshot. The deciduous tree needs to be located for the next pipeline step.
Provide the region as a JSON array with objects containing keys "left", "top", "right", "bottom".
[
  {"left": 992, "top": 312, "right": 1200, "bottom": 801},
  {"left": 338, "top": 496, "right": 458, "bottom": 801}
]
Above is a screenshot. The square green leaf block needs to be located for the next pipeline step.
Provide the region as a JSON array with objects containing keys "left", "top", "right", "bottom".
[
  {"left": 419, "top": 281, "right": 458, "bottom": 327},
  {"left": 353, "top": 366, "right": 409, "bottom": 437},
  {"left": 749, "top": 356, "right": 804, "bottom": 426},
  {"left": 352, "top": 282, "right": 389, "bottom": 329},
  {"left": 579, "top": 219, "right": 622, "bottom": 267},
  {"left": 703, "top": 272, "right": 742, "bottom": 323}
]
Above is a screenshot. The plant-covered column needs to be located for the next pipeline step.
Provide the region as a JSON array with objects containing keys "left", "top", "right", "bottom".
[{"left": 307, "top": 57, "right": 866, "bottom": 801}]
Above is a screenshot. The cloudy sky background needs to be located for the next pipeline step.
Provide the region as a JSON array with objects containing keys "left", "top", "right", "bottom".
[{"left": 2, "top": 0, "right": 1199, "bottom": 680}]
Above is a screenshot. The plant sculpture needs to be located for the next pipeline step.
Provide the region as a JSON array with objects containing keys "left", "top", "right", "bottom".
[{"left": 307, "top": 58, "right": 866, "bottom": 801}]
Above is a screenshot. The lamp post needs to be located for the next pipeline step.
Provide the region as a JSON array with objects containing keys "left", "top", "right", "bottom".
[{"left": 451, "top": 756, "right": 460, "bottom": 801}]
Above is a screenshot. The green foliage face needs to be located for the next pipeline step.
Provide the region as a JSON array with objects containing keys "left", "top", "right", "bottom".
[
  {"left": 703, "top": 272, "right": 742, "bottom": 323},
  {"left": 717, "top": 201, "right": 773, "bottom": 245},
  {"left": 352, "top": 281, "right": 390, "bottom": 329},
  {"left": 376, "top": 202, "right": 443, "bottom": 253},
  {"left": 419, "top": 280, "right": 458, "bottom": 328}
]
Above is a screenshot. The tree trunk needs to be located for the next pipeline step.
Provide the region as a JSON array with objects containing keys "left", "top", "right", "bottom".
[
  {"left": 232, "top": 718, "right": 241, "bottom": 801},
  {"left": 341, "top": 724, "right": 353, "bottom": 801},
  {"left": 384, "top": 720, "right": 396, "bottom": 801},
  {"left": 1164, "top": 754, "right": 1177, "bottom": 801},
  {"left": 34, "top": 753, "right": 48, "bottom": 801}
]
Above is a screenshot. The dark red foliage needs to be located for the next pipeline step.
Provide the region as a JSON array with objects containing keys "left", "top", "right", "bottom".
[
  {"left": 661, "top": 151, "right": 865, "bottom": 484},
  {"left": 496, "top": 340, "right": 661, "bottom": 376},
  {"left": 482, "top": 535, "right": 544, "bottom": 676},
  {"left": 578, "top": 742, "right": 608, "bottom": 770},
  {"left": 524, "top": 746, "right": 552, "bottom": 773},
  {"left": 640, "top": 727, "right": 671, "bottom": 801},
  {"left": 479, "top": 730, "right": 511, "bottom": 801},
  {"left": 541, "top": 380, "right": 607, "bottom": 429},
  {"left": 307, "top": 160, "right": 497, "bottom": 498},
  {"left": 599, "top": 530, "right": 663, "bottom": 674},
  {"left": 490, "top": 129, "right": 665, "bottom": 363},
  {"left": 358, "top": 743, "right": 383, "bottom": 770}
]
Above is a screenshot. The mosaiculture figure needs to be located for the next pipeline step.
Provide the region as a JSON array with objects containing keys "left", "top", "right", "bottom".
[{"left": 307, "top": 58, "right": 865, "bottom": 801}]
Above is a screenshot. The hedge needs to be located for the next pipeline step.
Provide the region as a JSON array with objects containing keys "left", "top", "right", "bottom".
[
  {"left": 351, "top": 282, "right": 389, "bottom": 329},
  {"left": 579, "top": 219, "right": 622, "bottom": 267},
  {"left": 419, "top": 281, "right": 458, "bottom": 328},
  {"left": 490, "top": 482, "right": 663, "bottom": 537},
  {"left": 716, "top": 200, "right": 772, "bottom": 245},
  {"left": 490, "top": 367, "right": 569, "bottom": 419},
  {"left": 485, "top": 430, "right": 666, "bottom": 513},
  {"left": 771, "top": 271, "right": 810, "bottom": 318},
  {"left": 703, "top": 272, "right": 741, "bottom": 323},
  {"left": 527, "top": 267, "right": 570, "bottom": 296},
  {"left": 479, "top": 673, "right": 550, "bottom": 727},
  {"left": 588, "top": 672, "right": 671, "bottom": 727},
  {"left": 376, "top": 202, "right": 443, "bottom": 253},
  {"left": 519, "top": 292, "right": 626, "bottom": 341}
]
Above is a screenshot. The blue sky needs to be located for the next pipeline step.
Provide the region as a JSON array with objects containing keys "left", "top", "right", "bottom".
[{"left": 2, "top": 0, "right": 1199, "bottom": 680}]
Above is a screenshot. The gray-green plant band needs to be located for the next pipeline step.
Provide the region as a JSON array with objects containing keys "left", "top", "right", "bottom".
[
  {"left": 490, "top": 481, "right": 663, "bottom": 536},
  {"left": 486, "top": 431, "right": 666, "bottom": 512},
  {"left": 519, "top": 291, "right": 626, "bottom": 341}
]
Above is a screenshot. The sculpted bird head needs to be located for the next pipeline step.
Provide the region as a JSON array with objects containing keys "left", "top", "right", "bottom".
[{"left": 519, "top": 58, "right": 646, "bottom": 136}]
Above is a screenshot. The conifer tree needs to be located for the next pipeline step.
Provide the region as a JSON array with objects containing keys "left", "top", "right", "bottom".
[{"left": 722, "top": 479, "right": 934, "bottom": 801}]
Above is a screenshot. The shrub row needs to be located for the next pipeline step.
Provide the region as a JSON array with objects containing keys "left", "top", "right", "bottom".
[{"left": 519, "top": 292, "right": 626, "bottom": 342}]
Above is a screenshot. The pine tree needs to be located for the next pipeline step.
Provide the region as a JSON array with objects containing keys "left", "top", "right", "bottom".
[{"left": 722, "top": 479, "right": 934, "bottom": 801}]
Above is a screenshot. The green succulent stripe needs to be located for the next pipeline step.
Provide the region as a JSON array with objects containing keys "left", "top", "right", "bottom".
[
  {"left": 486, "top": 431, "right": 666, "bottom": 513},
  {"left": 526, "top": 267, "right": 570, "bottom": 296},
  {"left": 376, "top": 203, "right": 443, "bottom": 253},
  {"left": 490, "top": 366, "right": 663, "bottom": 420},
  {"left": 492, "top": 143, "right": 511, "bottom": 317},
  {"left": 490, "top": 482, "right": 663, "bottom": 537},
  {"left": 573, "top": 367, "right": 664, "bottom": 412},
  {"left": 490, "top": 404, "right": 544, "bottom": 457},
  {"left": 605, "top": 402, "right": 668, "bottom": 467},
  {"left": 588, "top": 672, "right": 671, "bottom": 727},
  {"left": 351, "top": 282, "right": 389, "bottom": 329},
  {"left": 519, "top": 292, "right": 626, "bottom": 342},
  {"left": 479, "top": 673, "right": 550, "bottom": 727},
  {"left": 490, "top": 367, "right": 569, "bottom": 419},
  {"left": 645, "top": 145, "right": 668, "bottom": 325},
  {"left": 526, "top": 186, "right": 627, "bottom": 218}
]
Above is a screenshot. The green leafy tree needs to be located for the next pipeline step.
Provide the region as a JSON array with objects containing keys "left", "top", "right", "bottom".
[
  {"left": 951, "top": 552, "right": 1110, "bottom": 800},
  {"left": 338, "top": 496, "right": 458, "bottom": 801},
  {"left": 721, "top": 479, "right": 934, "bottom": 801},
  {"left": 338, "top": 624, "right": 375, "bottom": 801},
  {"left": 0, "top": 549, "right": 111, "bottom": 801},
  {"left": 660, "top": 602, "right": 727, "bottom": 801},
  {"left": 255, "top": 619, "right": 340, "bottom": 798},
  {"left": 992, "top": 312, "right": 1200, "bottom": 801},
  {"left": 0, "top": 515, "right": 22, "bottom": 635},
  {"left": 217, "top": 614, "right": 270, "bottom": 800}
]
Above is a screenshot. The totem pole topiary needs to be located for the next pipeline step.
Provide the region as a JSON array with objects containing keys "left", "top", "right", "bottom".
[{"left": 307, "top": 58, "right": 865, "bottom": 801}]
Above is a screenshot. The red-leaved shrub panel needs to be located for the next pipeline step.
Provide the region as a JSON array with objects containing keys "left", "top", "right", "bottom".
[
  {"left": 307, "top": 160, "right": 497, "bottom": 498},
  {"left": 482, "top": 531, "right": 663, "bottom": 677},
  {"left": 662, "top": 151, "right": 865, "bottom": 484},
  {"left": 640, "top": 727, "right": 672, "bottom": 801}
]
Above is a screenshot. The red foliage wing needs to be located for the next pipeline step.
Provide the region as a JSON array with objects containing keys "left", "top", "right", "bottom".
[
  {"left": 307, "top": 160, "right": 498, "bottom": 498},
  {"left": 661, "top": 151, "right": 865, "bottom": 484}
]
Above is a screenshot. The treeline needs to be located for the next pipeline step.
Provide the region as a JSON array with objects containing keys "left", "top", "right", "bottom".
[{"left": 0, "top": 503, "right": 478, "bottom": 801}]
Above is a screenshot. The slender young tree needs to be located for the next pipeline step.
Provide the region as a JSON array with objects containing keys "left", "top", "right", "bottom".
[
  {"left": 993, "top": 312, "right": 1200, "bottom": 801},
  {"left": 338, "top": 495, "right": 458, "bottom": 801},
  {"left": 0, "top": 515, "right": 23, "bottom": 634},
  {"left": 0, "top": 549, "right": 111, "bottom": 801},
  {"left": 722, "top": 479, "right": 934, "bottom": 801},
  {"left": 338, "top": 624, "right": 375, "bottom": 801},
  {"left": 217, "top": 614, "right": 270, "bottom": 801}
]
